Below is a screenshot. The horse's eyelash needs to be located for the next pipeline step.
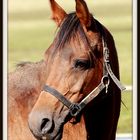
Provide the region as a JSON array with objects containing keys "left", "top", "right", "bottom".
[{"left": 74, "top": 59, "right": 92, "bottom": 70}]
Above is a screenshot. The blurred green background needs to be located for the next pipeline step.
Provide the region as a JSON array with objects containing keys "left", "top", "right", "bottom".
[{"left": 8, "top": 0, "right": 132, "bottom": 133}]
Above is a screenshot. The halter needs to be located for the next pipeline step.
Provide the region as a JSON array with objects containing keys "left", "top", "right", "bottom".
[{"left": 43, "top": 19, "right": 126, "bottom": 117}]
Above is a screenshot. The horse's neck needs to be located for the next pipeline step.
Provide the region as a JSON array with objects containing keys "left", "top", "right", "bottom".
[
  {"left": 8, "top": 60, "right": 47, "bottom": 140},
  {"left": 62, "top": 115, "right": 87, "bottom": 140},
  {"left": 8, "top": 60, "right": 47, "bottom": 118}
]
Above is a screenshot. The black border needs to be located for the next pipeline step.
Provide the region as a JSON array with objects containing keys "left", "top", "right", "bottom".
[
  {"left": 138, "top": 0, "right": 139, "bottom": 139},
  {"left": 0, "top": 0, "right": 3, "bottom": 139}
]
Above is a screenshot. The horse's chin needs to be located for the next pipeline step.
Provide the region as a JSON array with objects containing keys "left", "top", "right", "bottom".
[{"left": 38, "top": 131, "right": 62, "bottom": 140}]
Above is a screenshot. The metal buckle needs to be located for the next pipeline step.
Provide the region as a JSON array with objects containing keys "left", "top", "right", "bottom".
[
  {"left": 104, "top": 47, "right": 109, "bottom": 63},
  {"left": 69, "top": 103, "right": 81, "bottom": 117}
]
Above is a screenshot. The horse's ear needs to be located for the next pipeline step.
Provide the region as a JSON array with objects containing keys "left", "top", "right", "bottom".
[
  {"left": 50, "top": 0, "right": 67, "bottom": 27},
  {"left": 75, "top": 0, "right": 92, "bottom": 28}
]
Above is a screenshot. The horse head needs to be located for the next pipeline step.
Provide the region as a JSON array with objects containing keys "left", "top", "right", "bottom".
[{"left": 28, "top": 0, "right": 122, "bottom": 139}]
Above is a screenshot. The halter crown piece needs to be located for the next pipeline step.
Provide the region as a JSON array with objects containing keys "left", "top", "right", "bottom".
[{"left": 43, "top": 19, "right": 126, "bottom": 117}]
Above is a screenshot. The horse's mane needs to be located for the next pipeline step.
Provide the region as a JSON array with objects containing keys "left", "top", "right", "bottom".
[{"left": 16, "top": 60, "right": 44, "bottom": 68}]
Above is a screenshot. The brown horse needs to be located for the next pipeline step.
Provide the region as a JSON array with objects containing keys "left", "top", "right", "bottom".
[{"left": 8, "top": 0, "right": 124, "bottom": 140}]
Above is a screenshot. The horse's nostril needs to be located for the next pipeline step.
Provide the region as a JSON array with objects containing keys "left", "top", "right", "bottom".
[
  {"left": 40, "top": 118, "right": 54, "bottom": 134},
  {"left": 41, "top": 118, "right": 50, "bottom": 131}
]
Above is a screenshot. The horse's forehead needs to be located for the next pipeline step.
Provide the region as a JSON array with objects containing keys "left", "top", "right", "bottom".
[
  {"left": 49, "top": 26, "right": 102, "bottom": 60},
  {"left": 61, "top": 43, "right": 90, "bottom": 60},
  {"left": 49, "top": 38, "right": 89, "bottom": 60}
]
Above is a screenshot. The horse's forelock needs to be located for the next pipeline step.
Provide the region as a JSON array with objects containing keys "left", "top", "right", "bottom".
[{"left": 53, "top": 13, "right": 90, "bottom": 52}]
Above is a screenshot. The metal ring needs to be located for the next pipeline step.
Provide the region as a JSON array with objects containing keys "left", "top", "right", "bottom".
[{"left": 101, "top": 75, "right": 110, "bottom": 86}]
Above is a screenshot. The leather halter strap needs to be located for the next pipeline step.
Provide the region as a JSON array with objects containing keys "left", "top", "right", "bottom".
[
  {"left": 43, "top": 19, "right": 126, "bottom": 117},
  {"left": 103, "top": 42, "right": 126, "bottom": 91},
  {"left": 43, "top": 77, "right": 106, "bottom": 116}
]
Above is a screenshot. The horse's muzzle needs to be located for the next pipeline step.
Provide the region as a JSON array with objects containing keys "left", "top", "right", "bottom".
[
  {"left": 28, "top": 111, "right": 55, "bottom": 139},
  {"left": 28, "top": 109, "right": 65, "bottom": 140}
]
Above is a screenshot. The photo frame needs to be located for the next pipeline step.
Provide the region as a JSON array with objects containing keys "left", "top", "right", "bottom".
[{"left": 2, "top": 0, "right": 138, "bottom": 139}]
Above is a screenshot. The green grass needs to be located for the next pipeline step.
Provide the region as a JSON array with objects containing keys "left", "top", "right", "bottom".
[{"left": 8, "top": 0, "right": 132, "bottom": 133}]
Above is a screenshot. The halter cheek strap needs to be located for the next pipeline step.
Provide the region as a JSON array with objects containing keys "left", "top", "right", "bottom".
[{"left": 103, "top": 42, "right": 126, "bottom": 91}]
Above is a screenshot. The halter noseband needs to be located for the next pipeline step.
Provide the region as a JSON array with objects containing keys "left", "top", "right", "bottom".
[{"left": 43, "top": 20, "right": 125, "bottom": 117}]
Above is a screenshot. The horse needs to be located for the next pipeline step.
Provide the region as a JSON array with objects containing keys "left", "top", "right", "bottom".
[{"left": 9, "top": 0, "right": 125, "bottom": 139}]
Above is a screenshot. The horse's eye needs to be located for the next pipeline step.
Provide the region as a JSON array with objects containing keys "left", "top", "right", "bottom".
[{"left": 74, "top": 59, "right": 91, "bottom": 70}]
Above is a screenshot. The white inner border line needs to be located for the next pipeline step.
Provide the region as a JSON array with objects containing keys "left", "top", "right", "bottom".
[
  {"left": 133, "top": 0, "right": 137, "bottom": 139},
  {"left": 3, "top": 0, "right": 7, "bottom": 139}
]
